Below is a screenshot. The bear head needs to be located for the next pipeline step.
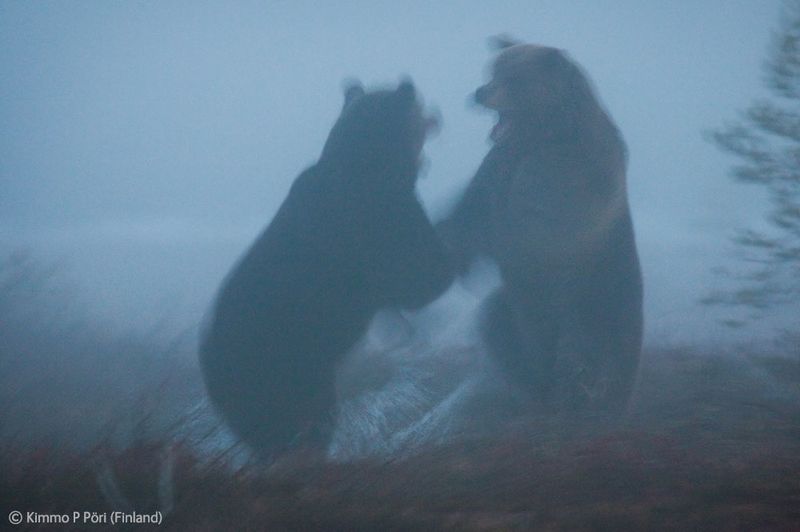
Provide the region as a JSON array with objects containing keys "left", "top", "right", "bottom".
[
  {"left": 475, "top": 37, "right": 599, "bottom": 144},
  {"left": 319, "top": 79, "right": 439, "bottom": 188}
]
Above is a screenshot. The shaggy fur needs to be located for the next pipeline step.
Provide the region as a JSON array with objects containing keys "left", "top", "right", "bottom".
[
  {"left": 439, "top": 40, "right": 643, "bottom": 413},
  {"left": 200, "top": 80, "right": 452, "bottom": 455}
]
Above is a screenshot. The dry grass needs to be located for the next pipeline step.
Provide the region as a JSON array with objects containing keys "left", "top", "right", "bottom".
[
  {"left": 3, "top": 345, "right": 799, "bottom": 531},
  {"left": 3, "top": 255, "right": 799, "bottom": 529}
]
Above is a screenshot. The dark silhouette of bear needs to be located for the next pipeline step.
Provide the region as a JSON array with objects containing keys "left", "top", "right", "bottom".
[
  {"left": 200, "top": 80, "right": 452, "bottom": 455},
  {"left": 438, "top": 38, "right": 643, "bottom": 414}
]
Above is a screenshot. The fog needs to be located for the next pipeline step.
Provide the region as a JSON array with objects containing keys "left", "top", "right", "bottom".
[
  {"left": 5, "top": 5, "right": 800, "bottom": 524},
  {"left": 0, "top": 0, "right": 785, "bottom": 345}
]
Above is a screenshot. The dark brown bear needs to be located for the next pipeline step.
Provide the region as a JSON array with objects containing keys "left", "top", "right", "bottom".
[
  {"left": 439, "top": 39, "right": 643, "bottom": 414},
  {"left": 200, "top": 80, "right": 452, "bottom": 455}
]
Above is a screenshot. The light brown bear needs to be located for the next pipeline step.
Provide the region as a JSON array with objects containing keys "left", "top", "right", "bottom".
[{"left": 438, "top": 38, "right": 643, "bottom": 414}]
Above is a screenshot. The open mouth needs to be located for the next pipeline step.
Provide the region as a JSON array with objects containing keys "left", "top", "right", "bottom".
[{"left": 490, "top": 111, "right": 513, "bottom": 143}]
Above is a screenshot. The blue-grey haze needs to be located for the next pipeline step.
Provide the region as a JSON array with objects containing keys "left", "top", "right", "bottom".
[{"left": 0, "top": 1, "right": 786, "bottom": 344}]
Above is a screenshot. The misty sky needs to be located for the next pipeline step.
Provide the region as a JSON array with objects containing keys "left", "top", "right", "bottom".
[{"left": 0, "top": 1, "right": 786, "bottom": 344}]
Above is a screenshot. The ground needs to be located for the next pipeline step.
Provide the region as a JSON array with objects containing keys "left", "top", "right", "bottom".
[{"left": 3, "top": 344, "right": 799, "bottom": 531}]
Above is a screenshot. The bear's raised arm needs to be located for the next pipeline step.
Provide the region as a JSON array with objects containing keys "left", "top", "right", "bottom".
[
  {"left": 435, "top": 146, "right": 510, "bottom": 274},
  {"left": 375, "top": 196, "right": 454, "bottom": 310}
]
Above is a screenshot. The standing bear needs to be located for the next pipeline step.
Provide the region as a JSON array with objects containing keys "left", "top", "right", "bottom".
[
  {"left": 438, "top": 39, "right": 643, "bottom": 414},
  {"left": 200, "top": 80, "right": 452, "bottom": 455}
]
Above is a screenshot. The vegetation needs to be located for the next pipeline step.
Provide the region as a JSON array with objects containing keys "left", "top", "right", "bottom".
[
  {"left": 707, "top": 0, "right": 800, "bottom": 316},
  {"left": 4, "top": 228, "right": 796, "bottom": 520},
  {"left": 3, "top": 337, "right": 799, "bottom": 529},
  {"left": 0, "top": 252, "right": 201, "bottom": 450},
  {"left": 2, "top": 246, "right": 800, "bottom": 530}
]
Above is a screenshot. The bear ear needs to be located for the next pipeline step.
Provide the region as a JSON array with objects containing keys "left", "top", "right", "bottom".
[
  {"left": 342, "top": 79, "right": 365, "bottom": 108},
  {"left": 396, "top": 77, "right": 416, "bottom": 103},
  {"left": 489, "top": 34, "right": 521, "bottom": 51}
]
